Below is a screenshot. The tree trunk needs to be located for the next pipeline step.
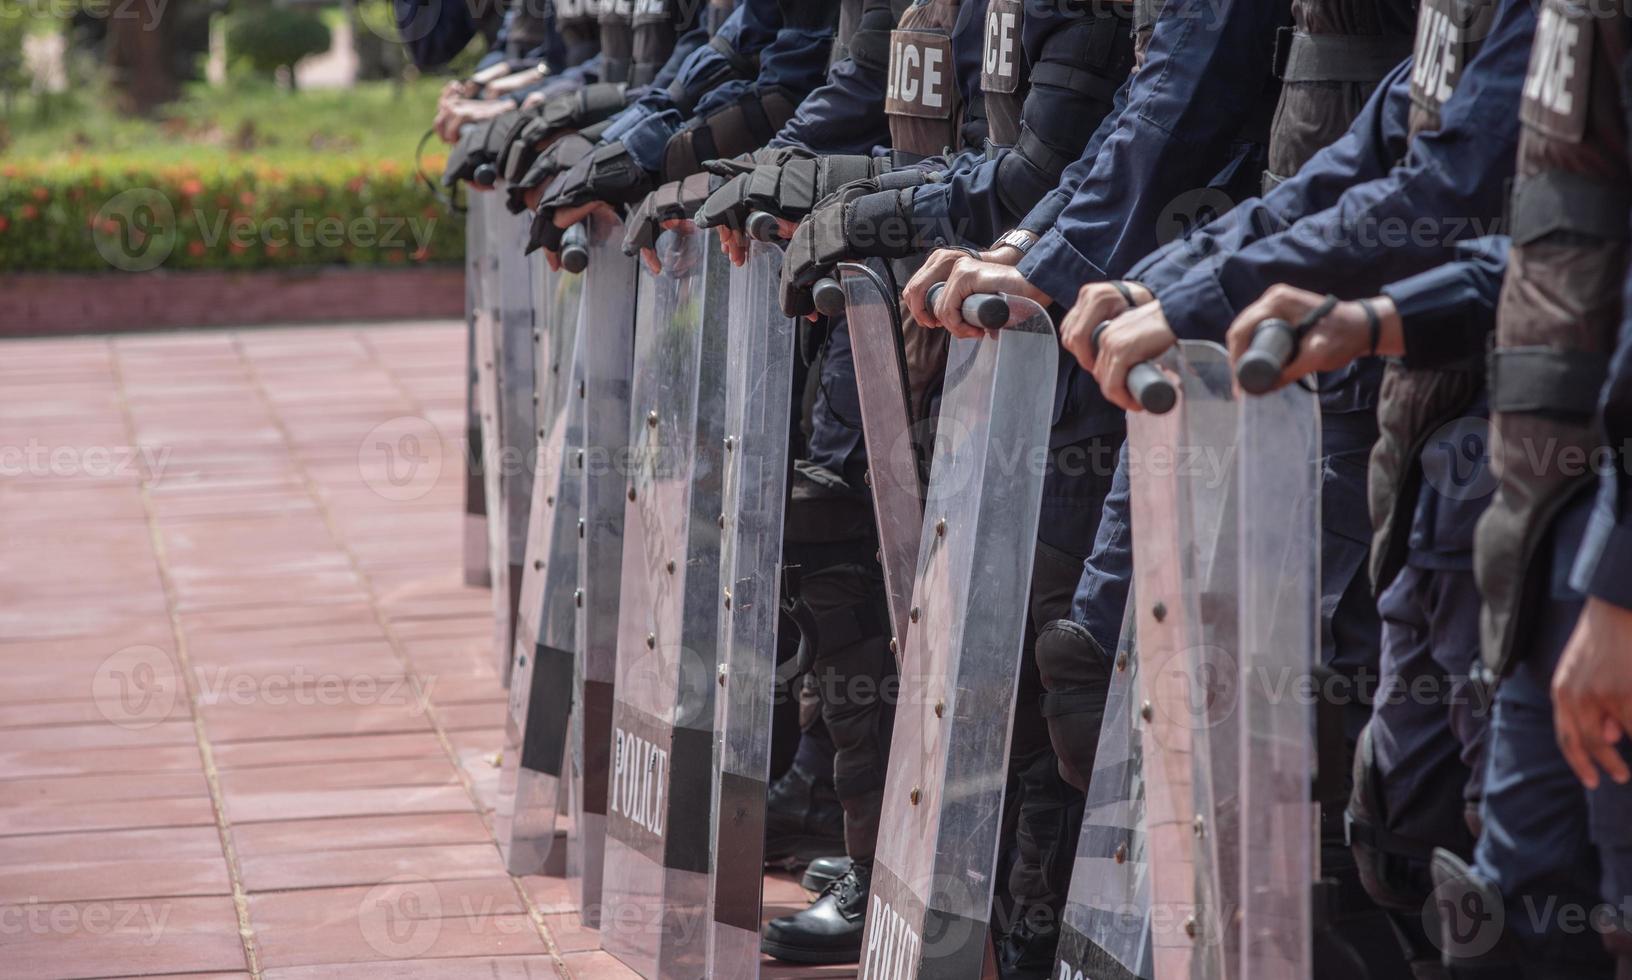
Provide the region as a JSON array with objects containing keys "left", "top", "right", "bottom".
[{"left": 108, "top": 5, "right": 176, "bottom": 115}]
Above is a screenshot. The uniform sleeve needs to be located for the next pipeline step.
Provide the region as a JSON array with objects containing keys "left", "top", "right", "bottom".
[
  {"left": 1153, "top": 0, "right": 1535, "bottom": 343},
  {"left": 1571, "top": 225, "right": 1632, "bottom": 610},
  {"left": 772, "top": 0, "right": 897, "bottom": 155},
  {"left": 1014, "top": 0, "right": 1289, "bottom": 305},
  {"left": 397, "top": 0, "right": 482, "bottom": 70},
  {"left": 1379, "top": 235, "right": 1510, "bottom": 369}
]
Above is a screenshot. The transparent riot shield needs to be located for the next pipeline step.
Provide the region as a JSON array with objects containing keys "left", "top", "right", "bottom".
[
  {"left": 1054, "top": 599, "right": 1153, "bottom": 980},
  {"left": 859, "top": 296, "right": 1058, "bottom": 980},
  {"left": 1124, "top": 341, "right": 1239, "bottom": 980},
  {"left": 463, "top": 194, "right": 491, "bottom": 587},
  {"left": 567, "top": 214, "right": 639, "bottom": 928},
  {"left": 482, "top": 194, "right": 539, "bottom": 688},
  {"left": 837, "top": 262, "right": 925, "bottom": 657},
  {"left": 704, "top": 240, "right": 798, "bottom": 976},
  {"left": 1234, "top": 382, "right": 1318, "bottom": 980},
  {"left": 600, "top": 224, "right": 730, "bottom": 979},
  {"left": 492, "top": 239, "right": 589, "bottom": 875}
]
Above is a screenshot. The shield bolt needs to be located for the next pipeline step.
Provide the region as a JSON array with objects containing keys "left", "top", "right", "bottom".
[
  {"left": 863, "top": 469, "right": 872, "bottom": 487},
  {"left": 533, "top": 559, "right": 543, "bottom": 571},
  {"left": 532, "top": 330, "right": 541, "bottom": 343},
  {"left": 934, "top": 701, "right": 944, "bottom": 718},
  {"left": 717, "top": 513, "right": 726, "bottom": 529},
  {"left": 1140, "top": 701, "right": 1153, "bottom": 723},
  {"left": 666, "top": 559, "right": 676, "bottom": 574},
  {"left": 628, "top": 487, "right": 637, "bottom": 501},
  {"left": 909, "top": 788, "right": 922, "bottom": 806},
  {"left": 574, "top": 589, "right": 583, "bottom": 608},
  {"left": 646, "top": 633, "right": 655, "bottom": 649},
  {"left": 1116, "top": 653, "right": 1128, "bottom": 672},
  {"left": 575, "top": 449, "right": 584, "bottom": 466},
  {"left": 1114, "top": 842, "right": 1127, "bottom": 865},
  {"left": 546, "top": 495, "right": 554, "bottom": 506},
  {"left": 578, "top": 519, "right": 585, "bottom": 539},
  {"left": 910, "top": 606, "right": 920, "bottom": 624},
  {"left": 717, "top": 664, "right": 727, "bottom": 687},
  {"left": 1152, "top": 601, "right": 1167, "bottom": 622},
  {"left": 1184, "top": 916, "right": 1198, "bottom": 940},
  {"left": 935, "top": 518, "right": 946, "bottom": 537},
  {"left": 723, "top": 589, "right": 732, "bottom": 610},
  {"left": 532, "top": 393, "right": 539, "bottom": 405},
  {"left": 578, "top": 380, "right": 585, "bottom": 399},
  {"left": 724, "top": 436, "right": 735, "bottom": 452},
  {"left": 647, "top": 410, "right": 659, "bottom": 427},
  {"left": 889, "top": 637, "right": 899, "bottom": 655},
  {"left": 538, "top": 428, "right": 546, "bottom": 439},
  {"left": 1193, "top": 815, "right": 1205, "bottom": 837}
]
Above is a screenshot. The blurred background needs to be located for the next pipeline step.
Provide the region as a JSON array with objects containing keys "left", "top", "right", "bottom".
[{"left": 1, "top": 0, "right": 473, "bottom": 332}]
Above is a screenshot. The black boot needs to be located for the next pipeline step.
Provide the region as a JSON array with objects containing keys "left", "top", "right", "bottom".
[
  {"left": 800, "top": 855, "right": 853, "bottom": 893},
  {"left": 761, "top": 860, "right": 871, "bottom": 964},
  {"left": 762, "top": 762, "right": 845, "bottom": 869}
]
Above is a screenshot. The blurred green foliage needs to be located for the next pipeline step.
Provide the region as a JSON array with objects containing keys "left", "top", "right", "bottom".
[{"left": 227, "top": 5, "right": 332, "bottom": 81}]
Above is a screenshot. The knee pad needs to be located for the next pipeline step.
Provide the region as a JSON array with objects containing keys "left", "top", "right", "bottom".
[
  {"left": 1347, "top": 724, "right": 1439, "bottom": 912},
  {"left": 1033, "top": 619, "right": 1111, "bottom": 792}
]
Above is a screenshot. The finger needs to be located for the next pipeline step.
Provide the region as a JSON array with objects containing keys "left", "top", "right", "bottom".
[
  {"left": 1585, "top": 706, "right": 1632, "bottom": 785},
  {"left": 1556, "top": 694, "right": 1602, "bottom": 789},
  {"left": 1273, "top": 349, "right": 1322, "bottom": 392},
  {"left": 1225, "top": 301, "right": 1270, "bottom": 365},
  {"left": 1097, "top": 354, "right": 1139, "bottom": 414},
  {"left": 545, "top": 250, "right": 562, "bottom": 273},
  {"left": 641, "top": 248, "right": 662, "bottom": 276}
]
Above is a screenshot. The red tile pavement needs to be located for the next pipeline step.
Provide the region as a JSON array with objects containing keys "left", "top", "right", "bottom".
[{"left": 0, "top": 321, "right": 854, "bottom": 979}]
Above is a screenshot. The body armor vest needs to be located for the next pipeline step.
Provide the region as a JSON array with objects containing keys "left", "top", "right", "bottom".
[
  {"left": 1365, "top": 0, "right": 1500, "bottom": 596},
  {"left": 631, "top": 0, "right": 690, "bottom": 87},
  {"left": 1267, "top": 0, "right": 1417, "bottom": 188},
  {"left": 885, "top": 0, "right": 964, "bottom": 159},
  {"left": 599, "top": 0, "right": 635, "bottom": 83},
  {"left": 980, "top": 0, "right": 1025, "bottom": 146},
  {"left": 504, "top": 4, "right": 554, "bottom": 63},
  {"left": 556, "top": 0, "right": 602, "bottom": 67},
  {"left": 1474, "top": 0, "right": 1631, "bottom": 674}
]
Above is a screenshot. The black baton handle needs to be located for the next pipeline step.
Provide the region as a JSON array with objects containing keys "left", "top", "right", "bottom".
[
  {"left": 1235, "top": 317, "right": 1297, "bottom": 394},
  {"left": 926, "top": 282, "right": 1010, "bottom": 330},
  {"left": 472, "top": 162, "right": 498, "bottom": 188},
  {"left": 812, "top": 277, "right": 847, "bottom": 317},
  {"left": 560, "top": 223, "right": 590, "bottom": 274},
  {"left": 745, "top": 210, "right": 781, "bottom": 243},
  {"left": 1091, "top": 320, "right": 1176, "bottom": 415}
]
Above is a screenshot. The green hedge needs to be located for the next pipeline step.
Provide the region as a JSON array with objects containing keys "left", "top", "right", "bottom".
[{"left": 0, "top": 157, "right": 466, "bottom": 274}]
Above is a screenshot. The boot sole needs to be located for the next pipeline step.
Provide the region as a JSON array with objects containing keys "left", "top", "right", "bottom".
[{"left": 760, "top": 938, "right": 862, "bottom": 965}]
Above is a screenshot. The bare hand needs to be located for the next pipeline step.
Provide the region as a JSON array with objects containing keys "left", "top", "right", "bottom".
[
  {"left": 925, "top": 256, "right": 1051, "bottom": 339},
  {"left": 1087, "top": 302, "right": 1177, "bottom": 413},
  {"left": 1224, "top": 284, "right": 1402, "bottom": 393},
  {"left": 1057, "top": 280, "right": 1152, "bottom": 374},
  {"left": 1553, "top": 597, "right": 1632, "bottom": 789}
]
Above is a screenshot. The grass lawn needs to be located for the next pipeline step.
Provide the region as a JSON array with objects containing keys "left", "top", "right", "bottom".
[{"left": 6, "top": 76, "right": 447, "bottom": 171}]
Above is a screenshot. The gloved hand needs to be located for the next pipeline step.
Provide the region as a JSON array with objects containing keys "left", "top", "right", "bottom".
[
  {"left": 622, "top": 173, "right": 726, "bottom": 256},
  {"left": 695, "top": 154, "right": 891, "bottom": 233},
  {"left": 701, "top": 144, "right": 812, "bottom": 179},
  {"left": 497, "top": 83, "right": 629, "bottom": 186},
  {"left": 780, "top": 184, "right": 927, "bottom": 317},
  {"left": 441, "top": 114, "right": 511, "bottom": 189},
  {"left": 507, "top": 131, "right": 597, "bottom": 213},
  {"left": 527, "top": 141, "right": 652, "bottom": 254}
]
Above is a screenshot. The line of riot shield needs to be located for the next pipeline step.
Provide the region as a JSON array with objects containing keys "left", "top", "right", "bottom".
[
  {"left": 1054, "top": 598, "right": 1153, "bottom": 980},
  {"left": 837, "top": 262, "right": 926, "bottom": 657},
  {"left": 600, "top": 224, "right": 731, "bottom": 979},
  {"left": 859, "top": 295, "right": 1059, "bottom": 980},
  {"left": 463, "top": 192, "right": 491, "bottom": 588},
  {"left": 567, "top": 214, "right": 639, "bottom": 929},
  {"left": 1234, "top": 375, "right": 1318, "bottom": 980},
  {"left": 1124, "top": 341, "right": 1239, "bottom": 980},
  {"left": 492, "top": 224, "right": 589, "bottom": 876},
  {"left": 481, "top": 192, "right": 539, "bottom": 688},
  {"left": 704, "top": 238, "right": 798, "bottom": 977}
]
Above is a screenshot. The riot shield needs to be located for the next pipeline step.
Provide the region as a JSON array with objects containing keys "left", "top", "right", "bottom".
[
  {"left": 1054, "top": 599, "right": 1153, "bottom": 980},
  {"left": 1234, "top": 381, "right": 1318, "bottom": 980},
  {"left": 567, "top": 214, "right": 639, "bottom": 928},
  {"left": 704, "top": 239, "right": 798, "bottom": 976},
  {"left": 1124, "top": 342, "right": 1239, "bottom": 980},
  {"left": 600, "top": 224, "right": 730, "bottom": 979},
  {"left": 837, "top": 262, "right": 925, "bottom": 656},
  {"left": 463, "top": 194, "right": 491, "bottom": 587},
  {"left": 859, "top": 296, "right": 1058, "bottom": 980},
  {"left": 492, "top": 238, "right": 589, "bottom": 875},
  {"left": 481, "top": 194, "right": 539, "bottom": 688}
]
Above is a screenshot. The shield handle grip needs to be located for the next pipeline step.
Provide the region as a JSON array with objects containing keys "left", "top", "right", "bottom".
[
  {"left": 1091, "top": 320, "right": 1177, "bottom": 415},
  {"left": 925, "top": 283, "right": 1010, "bottom": 330},
  {"left": 473, "top": 163, "right": 499, "bottom": 188},
  {"left": 1235, "top": 317, "right": 1297, "bottom": 395},
  {"left": 560, "top": 223, "right": 590, "bottom": 274},
  {"left": 812, "top": 277, "right": 848, "bottom": 317},
  {"left": 745, "top": 211, "right": 782, "bottom": 243}
]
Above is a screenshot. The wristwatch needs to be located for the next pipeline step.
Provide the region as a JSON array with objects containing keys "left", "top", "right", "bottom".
[{"left": 993, "top": 229, "right": 1038, "bottom": 255}]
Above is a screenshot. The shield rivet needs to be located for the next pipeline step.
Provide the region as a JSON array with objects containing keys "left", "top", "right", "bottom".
[
  {"left": 1140, "top": 701, "right": 1153, "bottom": 723},
  {"left": 578, "top": 380, "right": 585, "bottom": 398},
  {"left": 666, "top": 559, "right": 676, "bottom": 574},
  {"left": 1193, "top": 815, "right": 1205, "bottom": 837},
  {"left": 532, "top": 393, "right": 539, "bottom": 404},
  {"left": 532, "top": 330, "right": 541, "bottom": 342},
  {"left": 1116, "top": 653, "right": 1128, "bottom": 672},
  {"left": 578, "top": 519, "right": 585, "bottom": 539},
  {"left": 628, "top": 487, "right": 637, "bottom": 501},
  {"left": 576, "top": 449, "right": 584, "bottom": 466},
  {"left": 723, "top": 590, "right": 732, "bottom": 610},
  {"left": 910, "top": 788, "right": 922, "bottom": 806},
  {"left": 875, "top": 549, "right": 882, "bottom": 563},
  {"left": 1152, "top": 601, "right": 1167, "bottom": 622},
  {"left": 538, "top": 428, "right": 546, "bottom": 439},
  {"left": 724, "top": 436, "right": 735, "bottom": 452},
  {"left": 1114, "top": 842, "right": 1127, "bottom": 865},
  {"left": 935, "top": 518, "right": 946, "bottom": 537},
  {"left": 889, "top": 637, "right": 898, "bottom": 655},
  {"left": 1184, "top": 916, "right": 1198, "bottom": 940},
  {"left": 717, "top": 664, "right": 728, "bottom": 686},
  {"left": 718, "top": 514, "right": 726, "bottom": 529},
  {"left": 646, "top": 633, "right": 656, "bottom": 649},
  {"left": 574, "top": 589, "right": 583, "bottom": 608},
  {"left": 910, "top": 606, "right": 920, "bottom": 624},
  {"left": 863, "top": 469, "right": 872, "bottom": 487},
  {"left": 934, "top": 701, "right": 944, "bottom": 718},
  {"left": 546, "top": 495, "right": 554, "bottom": 506},
  {"left": 485, "top": 360, "right": 494, "bottom": 370},
  {"left": 648, "top": 410, "right": 659, "bottom": 427},
  {"left": 533, "top": 559, "right": 543, "bottom": 571}
]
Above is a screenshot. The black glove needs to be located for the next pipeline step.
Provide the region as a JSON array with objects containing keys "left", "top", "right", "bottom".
[
  {"left": 506, "top": 132, "right": 596, "bottom": 213},
  {"left": 441, "top": 116, "right": 500, "bottom": 188},
  {"left": 695, "top": 154, "right": 890, "bottom": 233},
  {"left": 621, "top": 173, "right": 725, "bottom": 255},
  {"left": 780, "top": 186, "right": 924, "bottom": 317},
  {"left": 527, "top": 141, "right": 653, "bottom": 253},
  {"left": 498, "top": 83, "right": 629, "bottom": 185},
  {"left": 701, "top": 144, "right": 812, "bottom": 179}
]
